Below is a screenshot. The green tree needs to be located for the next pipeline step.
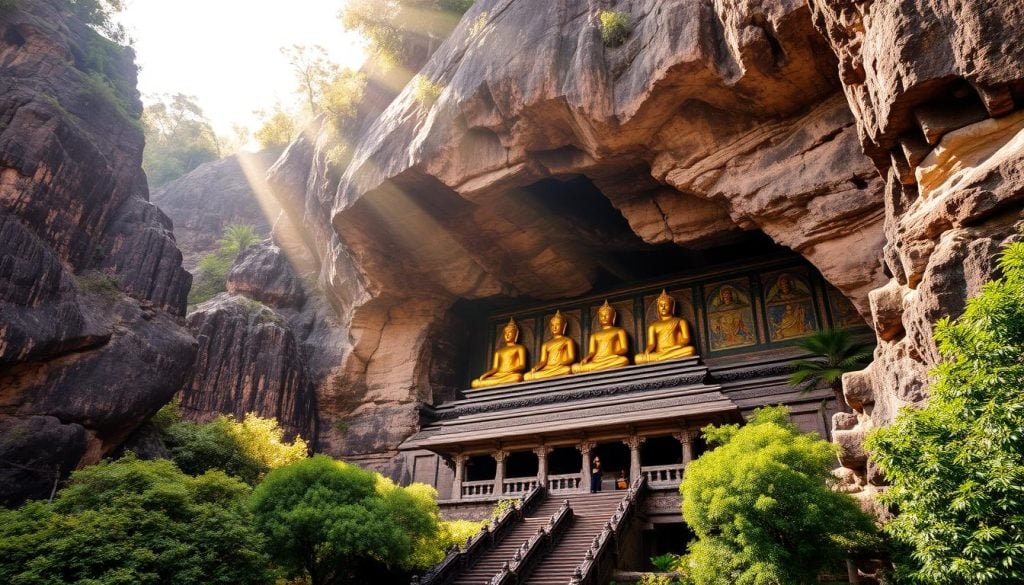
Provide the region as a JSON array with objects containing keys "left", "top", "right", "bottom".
[
  {"left": 162, "top": 410, "right": 308, "bottom": 486},
  {"left": 867, "top": 242, "right": 1024, "bottom": 585},
  {"left": 254, "top": 106, "right": 299, "bottom": 149},
  {"left": 142, "top": 93, "right": 221, "bottom": 187},
  {"left": 69, "top": 0, "right": 129, "bottom": 44},
  {"left": 249, "top": 455, "right": 442, "bottom": 585},
  {"left": 340, "top": 0, "right": 473, "bottom": 69},
  {"left": 788, "top": 328, "right": 872, "bottom": 409},
  {"left": 681, "top": 406, "right": 878, "bottom": 585},
  {"left": 188, "top": 223, "right": 260, "bottom": 306},
  {"left": 0, "top": 455, "right": 272, "bottom": 585}
]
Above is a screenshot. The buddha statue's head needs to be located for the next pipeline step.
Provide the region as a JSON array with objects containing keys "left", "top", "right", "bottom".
[
  {"left": 502, "top": 318, "right": 520, "bottom": 343},
  {"left": 597, "top": 300, "right": 617, "bottom": 326},
  {"left": 549, "top": 310, "right": 567, "bottom": 336},
  {"left": 656, "top": 289, "right": 675, "bottom": 317}
]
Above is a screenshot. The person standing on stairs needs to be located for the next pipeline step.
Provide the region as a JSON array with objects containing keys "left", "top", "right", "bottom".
[{"left": 590, "top": 456, "right": 602, "bottom": 492}]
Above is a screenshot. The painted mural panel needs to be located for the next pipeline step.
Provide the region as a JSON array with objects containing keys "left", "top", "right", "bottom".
[
  {"left": 704, "top": 280, "right": 757, "bottom": 351},
  {"left": 761, "top": 270, "right": 817, "bottom": 341},
  {"left": 826, "top": 286, "right": 865, "bottom": 328}
]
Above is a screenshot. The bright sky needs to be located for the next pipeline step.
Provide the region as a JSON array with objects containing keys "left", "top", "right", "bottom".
[{"left": 117, "top": 0, "right": 366, "bottom": 139}]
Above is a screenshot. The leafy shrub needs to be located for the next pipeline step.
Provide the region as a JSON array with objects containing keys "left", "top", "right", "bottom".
[
  {"left": 651, "top": 552, "right": 682, "bottom": 572},
  {"left": 249, "top": 455, "right": 443, "bottom": 584},
  {"left": 0, "top": 455, "right": 272, "bottom": 585},
  {"left": 599, "top": 10, "right": 632, "bottom": 46},
  {"left": 681, "top": 406, "right": 878, "bottom": 585},
  {"left": 187, "top": 223, "right": 260, "bottom": 306},
  {"left": 868, "top": 242, "right": 1024, "bottom": 584},
  {"left": 491, "top": 497, "right": 518, "bottom": 519},
  {"left": 413, "top": 74, "right": 444, "bottom": 105},
  {"left": 75, "top": 270, "right": 121, "bottom": 297},
  {"left": 163, "top": 413, "right": 308, "bottom": 486}
]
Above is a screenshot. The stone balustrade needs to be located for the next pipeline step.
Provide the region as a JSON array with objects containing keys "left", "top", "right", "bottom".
[
  {"left": 503, "top": 477, "right": 538, "bottom": 496},
  {"left": 462, "top": 479, "right": 496, "bottom": 498},
  {"left": 640, "top": 464, "right": 686, "bottom": 489}
]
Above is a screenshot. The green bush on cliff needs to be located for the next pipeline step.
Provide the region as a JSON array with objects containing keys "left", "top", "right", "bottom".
[
  {"left": 0, "top": 455, "right": 272, "bottom": 585},
  {"left": 680, "top": 406, "right": 878, "bottom": 585},
  {"left": 187, "top": 223, "right": 260, "bottom": 306},
  {"left": 143, "top": 93, "right": 221, "bottom": 188},
  {"left": 598, "top": 9, "right": 632, "bottom": 46},
  {"left": 163, "top": 412, "right": 308, "bottom": 486},
  {"left": 249, "top": 455, "right": 443, "bottom": 585},
  {"left": 868, "top": 242, "right": 1024, "bottom": 585}
]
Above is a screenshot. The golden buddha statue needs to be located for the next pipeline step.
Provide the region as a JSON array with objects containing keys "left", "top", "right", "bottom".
[
  {"left": 471, "top": 318, "right": 527, "bottom": 388},
  {"left": 571, "top": 301, "right": 630, "bottom": 374},
  {"left": 524, "top": 310, "right": 577, "bottom": 381},
  {"left": 635, "top": 290, "right": 696, "bottom": 364}
]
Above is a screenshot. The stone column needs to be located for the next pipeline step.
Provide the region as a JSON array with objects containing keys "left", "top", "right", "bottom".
[
  {"left": 493, "top": 450, "right": 507, "bottom": 497},
  {"left": 533, "top": 445, "right": 550, "bottom": 488},
  {"left": 674, "top": 431, "right": 694, "bottom": 466},
  {"left": 452, "top": 454, "right": 466, "bottom": 501},
  {"left": 578, "top": 441, "right": 596, "bottom": 493},
  {"left": 624, "top": 435, "right": 644, "bottom": 483}
]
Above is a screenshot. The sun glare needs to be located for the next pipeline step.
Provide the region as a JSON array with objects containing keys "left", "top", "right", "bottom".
[{"left": 117, "top": 0, "right": 367, "bottom": 140}]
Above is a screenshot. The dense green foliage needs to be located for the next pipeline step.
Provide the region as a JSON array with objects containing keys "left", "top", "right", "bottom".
[
  {"left": 187, "top": 223, "right": 260, "bottom": 306},
  {"left": 681, "top": 406, "right": 877, "bottom": 585},
  {"left": 254, "top": 107, "right": 298, "bottom": 149},
  {"left": 341, "top": 0, "right": 473, "bottom": 68},
  {"left": 598, "top": 10, "right": 632, "bottom": 46},
  {"left": 142, "top": 93, "right": 221, "bottom": 188},
  {"left": 158, "top": 403, "right": 308, "bottom": 486},
  {"left": 788, "top": 327, "right": 872, "bottom": 404},
  {"left": 69, "top": 0, "right": 128, "bottom": 44},
  {"left": 868, "top": 242, "right": 1024, "bottom": 584},
  {"left": 0, "top": 456, "right": 272, "bottom": 585},
  {"left": 249, "top": 455, "right": 443, "bottom": 585}
]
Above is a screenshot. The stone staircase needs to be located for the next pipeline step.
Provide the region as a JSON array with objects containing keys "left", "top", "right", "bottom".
[
  {"left": 451, "top": 491, "right": 625, "bottom": 585},
  {"left": 523, "top": 492, "right": 623, "bottom": 585}
]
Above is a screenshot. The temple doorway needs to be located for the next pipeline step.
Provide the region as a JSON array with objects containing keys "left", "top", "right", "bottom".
[
  {"left": 464, "top": 454, "right": 496, "bottom": 482},
  {"left": 594, "top": 441, "right": 629, "bottom": 485},
  {"left": 548, "top": 447, "right": 581, "bottom": 475},
  {"left": 641, "top": 435, "right": 683, "bottom": 466},
  {"left": 505, "top": 450, "right": 538, "bottom": 478}
]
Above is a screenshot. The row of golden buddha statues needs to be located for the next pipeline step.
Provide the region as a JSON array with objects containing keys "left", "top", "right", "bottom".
[{"left": 471, "top": 290, "right": 697, "bottom": 388}]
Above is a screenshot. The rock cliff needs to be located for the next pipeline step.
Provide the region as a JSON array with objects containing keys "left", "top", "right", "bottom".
[
  {"left": 809, "top": 0, "right": 1024, "bottom": 498},
  {"left": 151, "top": 149, "right": 281, "bottom": 270},
  {"left": 0, "top": 0, "right": 194, "bottom": 504},
  {"left": 263, "top": 0, "right": 891, "bottom": 475}
]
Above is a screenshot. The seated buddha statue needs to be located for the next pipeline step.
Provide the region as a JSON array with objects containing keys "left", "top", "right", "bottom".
[
  {"left": 635, "top": 290, "right": 696, "bottom": 364},
  {"left": 471, "top": 318, "right": 527, "bottom": 388},
  {"left": 571, "top": 300, "right": 630, "bottom": 374},
  {"left": 524, "top": 310, "right": 577, "bottom": 381}
]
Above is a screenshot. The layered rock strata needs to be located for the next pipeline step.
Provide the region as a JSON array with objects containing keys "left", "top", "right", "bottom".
[
  {"left": 151, "top": 149, "right": 281, "bottom": 270},
  {"left": 264, "top": 0, "right": 889, "bottom": 476},
  {"left": 807, "top": 0, "right": 1024, "bottom": 500},
  {"left": 179, "top": 242, "right": 319, "bottom": 442},
  {"left": 0, "top": 0, "right": 194, "bottom": 504}
]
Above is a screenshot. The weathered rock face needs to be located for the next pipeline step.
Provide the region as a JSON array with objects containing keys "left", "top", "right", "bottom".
[
  {"left": 260, "top": 0, "right": 891, "bottom": 476},
  {"left": 0, "top": 0, "right": 195, "bottom": 504},
  {"left": 151, "top": 150, "right": 281, "bottom": 270},
  {"left": 181, "top": 288, "right": 317, "bottom": 442},
  {"left": 808, "top": 0, "right": 1024, "bottom": 495}
]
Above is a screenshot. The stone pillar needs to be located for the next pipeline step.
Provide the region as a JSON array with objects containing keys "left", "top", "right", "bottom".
[
  {"left": 493, "top": 450, "right": 507, "bottom": 497},
  {"left": 533, "top": 446, "right": 550, "bottom": 488},
  {"left": 674, "top": 431, "right": 694, "bottom": 466},
  {"left": 578, "top": 441, "right": 596, "bottom": 493},
  {"left": 452, "top": 454, "right": 466, "bottom": 501},
  {"left": 624, "top": 435, "right": 644, "bottom": 483}
]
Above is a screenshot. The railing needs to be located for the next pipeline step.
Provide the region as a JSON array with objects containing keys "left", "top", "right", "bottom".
[
  {"left": 461, "top": 479, "right": 496, "bottom": 498},
  {"left": 546, "top": 473, "right": 581, "bottom": 493},
  {"left": 640, "top": 464, "right": 686, "bottom": 489},
  {"left": 569, "top": 475, "right": 649, "bottom": 585},
  {"left": 503, "top": 477, "right": 538, "bottom": 496},
  {"left": 414, "top": 485, "right": 544, "bottom": 585},
  {"left": 489, "top": 498, "right": 574, "bottom": 585}
]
